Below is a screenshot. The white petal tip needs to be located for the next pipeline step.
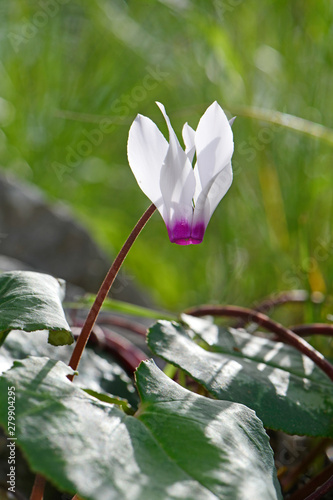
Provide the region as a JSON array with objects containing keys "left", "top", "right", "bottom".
[
  {"left": 155, "top": 101, "right": 164, "bottom": 111},
  {"left": 210, "top": 101, "right": 221, "bottom": 110}
]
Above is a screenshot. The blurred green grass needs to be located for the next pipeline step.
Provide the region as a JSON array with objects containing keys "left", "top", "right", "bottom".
[{"left": 0, "top": 0, "right": 333, "bottom": 312}]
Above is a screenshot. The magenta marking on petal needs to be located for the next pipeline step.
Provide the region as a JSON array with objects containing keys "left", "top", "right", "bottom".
[
  {"left": 191, "top": 222, "right": 206, "bottom": 242},
  {"left": 172, "top": 237, "right": 202, "bottom": 245},
  {"left": 167, "top": 220, "right": 205, "bottom": 245},
  {"left": 172, "top": 238, "right": 193, "bottom": 246},
  {"left": 167, "top": 220, "right": 191, "bottom": 243}
]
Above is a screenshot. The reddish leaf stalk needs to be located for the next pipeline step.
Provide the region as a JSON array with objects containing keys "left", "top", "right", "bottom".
[
  {"left": 67, "top": 204, "right": 156, "bottom": 380},
  {"left": 98, "top": 314, "right": 147, "bottom": 336},
  {"left": 30, "top": 474, "right": 46, "bottom": 500},
  {"left": 287, "top": 463, "right": 333, "bottom": 500},
  {"left": 185, "top": 305, "right": 333, "bottom": 382},
  {"left": 251, "top": 289, "right": 309, "bottom": 315},
  {"left": 235, "top": 290, "right": 308, "bottom": 327},
  {"left": 100, "top": 326, "right": 147, "bottom": 373},
  {"left": 279, "top": 439, "right": 331, "bottom": 491},
  {"left": 291, "top": 323, "right": 333, "bottom": 337}
]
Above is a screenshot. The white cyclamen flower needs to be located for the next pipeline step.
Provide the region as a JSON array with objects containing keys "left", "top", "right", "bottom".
[{"left": 127, "top": 101, "right": 234, "bottom": 245}]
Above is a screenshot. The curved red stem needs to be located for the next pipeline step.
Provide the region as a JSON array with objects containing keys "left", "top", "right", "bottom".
[
  {"left": 291, "top": 323, "right": 333, "bottom": 337},
  {"left": 98, "top": 315, "right": 147, "bottom": 336},
  {"left": 288, "top": 463, "right": 333, "bottom": 500},
  {"left": 67, "top": 204, "right": 156, "bottom": 380},
  {"left": 185, "top": 305, "right": 333, "bottom": 382}
]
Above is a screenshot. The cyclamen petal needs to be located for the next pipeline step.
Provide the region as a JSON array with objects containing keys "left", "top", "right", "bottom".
[
  {"left": 193, "top": 162, "right": 233, "bottom": 233},
  {"left": 195, "top": 101, "right": 234, "bottom": 194},
  {"left": 156, "top": 102, "right": 196, "bottom": 242},
  {"left": 127, "top": 114, "right": 168, "bottom": 209},
  {"left": 182, "top": 123, "right": 196, "bottom": 163},
  {"left": 127, "top": 102, "right": 234, "bottom": 245}
]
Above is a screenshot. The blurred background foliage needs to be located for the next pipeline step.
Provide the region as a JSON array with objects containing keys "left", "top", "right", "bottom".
[{"left": 0, "top": 0, "right": 332, "bottom": 312}]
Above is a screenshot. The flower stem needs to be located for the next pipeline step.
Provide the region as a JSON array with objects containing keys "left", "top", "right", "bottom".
[
  {"left": 68, "top": 204, "right": 156, "bottom": 380},
  {"left": 185, "top": 305, "right": 333, "bottom": 382}
]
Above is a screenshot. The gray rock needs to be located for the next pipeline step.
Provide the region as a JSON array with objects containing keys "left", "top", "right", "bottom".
[{"left": 0, "top": 171, "right": 147, "bottom": 305}]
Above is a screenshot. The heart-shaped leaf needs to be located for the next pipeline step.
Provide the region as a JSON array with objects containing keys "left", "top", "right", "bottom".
[
  {"left": 147, "top": 317, "right": 333, "bottom": 437},
  {"left": 0, "top": 271, "right": 73, "bottom": 346},
  {"left": 0, "top": 356, "right": 281, "bottom": 499}
]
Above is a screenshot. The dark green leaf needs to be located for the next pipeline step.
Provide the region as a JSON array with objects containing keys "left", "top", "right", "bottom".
[
  {"left": 147, "top": 317, "right": 333, "bottom": 437},
  {"left": 0, "top": 271, "right": 73, "bottom": 346},
  {"left": 0, "top": 357, "right": 281, "bottom": 500}
]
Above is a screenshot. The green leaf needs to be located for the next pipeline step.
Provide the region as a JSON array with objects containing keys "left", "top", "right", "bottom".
[
  {"left": 147, "top": 317, "right": 333, "bottom": 437},
  {"left": 0, "top": 271, "right": 73, "bottom": 346},
  {"left": 66, "top": 295, "right": 176, "bottom": 321},
  {"left": 0, "top": 357, "right": 281, "bottom": 500},
  {"left": 0, "top": 329, "right": 138, "bottom": 406}
]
